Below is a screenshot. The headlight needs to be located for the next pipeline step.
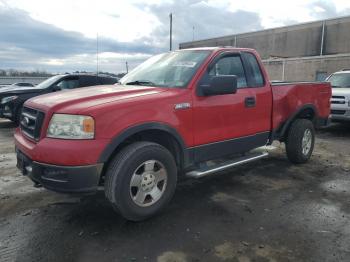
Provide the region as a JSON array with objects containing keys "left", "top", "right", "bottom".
[
  {"left": 1, "top": 96, "right": 18, "bottom": 104},
  {"left": 47, "top": 114, "right": 95, "bottom": 139}
]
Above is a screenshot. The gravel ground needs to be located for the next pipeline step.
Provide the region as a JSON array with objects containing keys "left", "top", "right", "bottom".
[{"left": 0, "top": 119, "right": 350, "bottom": 262}]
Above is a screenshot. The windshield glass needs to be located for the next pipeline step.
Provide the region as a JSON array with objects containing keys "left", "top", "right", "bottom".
[
  {"left": 119, "top": 50, "right": 211, "bottom": 88},
  {"left": 327, "top": 73, "right": 350, "bottom": 88},
  {"left": 35, "top": 75, "right": 63, "bottom": 89}
]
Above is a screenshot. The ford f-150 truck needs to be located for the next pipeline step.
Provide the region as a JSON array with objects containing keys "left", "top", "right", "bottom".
[{"left": 14, "top": 47, "right": 331, "bottom": 221}]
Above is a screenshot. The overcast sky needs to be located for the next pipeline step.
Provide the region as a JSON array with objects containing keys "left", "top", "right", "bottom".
[{"left": 1, "top": 0, "right": 350, "bottom": 74}]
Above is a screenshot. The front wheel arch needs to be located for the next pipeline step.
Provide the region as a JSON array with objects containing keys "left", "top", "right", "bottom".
[{"left": 98, "top": 123, "right": 188, "bottom": 170}]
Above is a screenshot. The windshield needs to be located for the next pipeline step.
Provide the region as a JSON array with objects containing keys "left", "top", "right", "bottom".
[
  {"left": 119, "top": 50, "right": 211, "bottom": 88},
  {"left": 327, "top": 73, "right": 350, "bottom": 88},
  {"left": 35, "top": 75, "right": 63, "bottom": 89}
]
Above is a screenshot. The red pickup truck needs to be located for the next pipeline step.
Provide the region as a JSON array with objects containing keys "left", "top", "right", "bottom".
[{"left": 14, "top": 47, "right": 331, "bottom": 221}]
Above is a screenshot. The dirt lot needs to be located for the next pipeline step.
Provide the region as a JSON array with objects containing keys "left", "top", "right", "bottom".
[{"left": 0, "top": 119, "right": 350, "bottom": 262}]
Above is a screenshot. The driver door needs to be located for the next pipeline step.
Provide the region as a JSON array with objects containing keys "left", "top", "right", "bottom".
[{"left": 192, "top": 52, "right": 263, "bottom": 162}]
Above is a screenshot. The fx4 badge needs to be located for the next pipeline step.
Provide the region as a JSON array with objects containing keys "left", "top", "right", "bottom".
[{"left": 174, "top": 102, "right": 191, "bottom": 110}]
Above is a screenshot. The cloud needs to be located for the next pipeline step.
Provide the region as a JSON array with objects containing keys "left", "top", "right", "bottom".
[
  {"left": 0, "top": 6, "right": 162, "bottom": 72},
  {"left": 307, "top": 0, "right": 350, "bottom": 19},
  {"left": 138, "top": 0, "right": 263, "bottom": 47},
  {"left": 1, "top": 0, "right": 350, "bottom": 73},
  {"left": 0, "top": 7, "right": 161, "bottom": 57}
]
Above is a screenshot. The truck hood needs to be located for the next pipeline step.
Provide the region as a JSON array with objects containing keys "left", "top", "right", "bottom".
[
  {"left": 0, "top": 86, "right": 43, "bottom": 95},
  {"left": 331, "top": 88, "right": 350, "bottom": 96},
  {"left": 26, "top": 84, "right": 168, "bottom": 112}
]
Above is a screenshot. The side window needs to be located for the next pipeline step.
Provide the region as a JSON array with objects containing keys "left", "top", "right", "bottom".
[
  {"left": 57, "top": 77, "right": 79, "bottom": 90},
  {"left": 79, "top": 76, "right": 98, "bottom": 87},
  {"left": 209, "top": 56, "right": 248, "bottom": 88},
  {"left": 100, "top": 77, "right": 118, "bottom": 85},
  {"left": 244, "top": 53, "right": 264, "bottom": 87}
]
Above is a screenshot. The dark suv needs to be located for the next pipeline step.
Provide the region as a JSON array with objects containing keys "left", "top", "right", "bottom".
[{"left": 0, "top": 74, "right": 118, "bottom": 124}]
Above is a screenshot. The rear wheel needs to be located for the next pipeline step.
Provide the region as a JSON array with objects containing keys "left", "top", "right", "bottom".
[
  {"left": 104, "top": 142, "right": 177, "bottom": 221},
  {"left": 285, "top": 119, "right": 315, "bottom": 164}
]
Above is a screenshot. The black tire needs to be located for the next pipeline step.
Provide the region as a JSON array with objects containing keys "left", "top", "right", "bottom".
[
  {"left": 285, "top": 119, "right": 315, "bottom": 164},
  {"left": 104, "top": 142, "right": 177, "bottom": 221}
]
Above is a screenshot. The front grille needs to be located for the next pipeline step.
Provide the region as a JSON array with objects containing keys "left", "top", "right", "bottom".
[
  {"left": 20, "top": 107, "right": 45, "bottom": 141},
  {"left": 331, "top": 96, "right": 346, "bottom": 104},
  {"left": 332, "top": 96, "right": 345, "bottom": 99},
  {"left": 331, "top": 109, "right": 346, "bottom": 115}
]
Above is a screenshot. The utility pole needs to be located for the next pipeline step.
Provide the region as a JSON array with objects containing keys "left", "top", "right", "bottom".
[
  {"left": 192, "top": 26, "right": 195, "bottom": 41},
  {"left": 125, "top": 61, "right": 129, "bottom": 74},
  {"left": 169, "top": 13, "right": 173, "bottom": 51},
  {"left": 320, "top": 20, "right": 325, "bottom": 56},
  {"left": 96, "top": 33, "right": 99, "bottom": 76}
]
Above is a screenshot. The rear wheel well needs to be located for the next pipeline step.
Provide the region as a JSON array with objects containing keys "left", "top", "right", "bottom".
[
  {"left": 280, "top": 107, "right": 316, "bottom": 141},
  {"left": 101, "top": 129, "right": 183, "bottom": 181},
  {"left": 296, "top": 108, "right": 316, "bottom": 121}
]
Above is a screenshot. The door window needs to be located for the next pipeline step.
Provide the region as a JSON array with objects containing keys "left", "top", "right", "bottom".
[
  {"left": 209, "top": 56, "right": 248, "bottom": 88},
  {"left": 57, "top": 77, "right": 79, "bottom": 90},
  {"left": 244, "top": 52, "right": 264, "bottom": 87}
]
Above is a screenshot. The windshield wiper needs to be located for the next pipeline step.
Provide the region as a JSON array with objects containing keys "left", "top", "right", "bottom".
[{"left": 125, "top": 80, "right": 156, "bottom": 86}]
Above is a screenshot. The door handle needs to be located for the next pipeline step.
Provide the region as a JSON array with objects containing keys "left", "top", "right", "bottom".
[{"left": 245, "top": 97, "right": 256, "bottom": 108}]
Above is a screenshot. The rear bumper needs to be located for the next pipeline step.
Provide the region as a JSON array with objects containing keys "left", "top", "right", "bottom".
[{"left": 16, "top": 149, "right": 103, "bottom": 193}]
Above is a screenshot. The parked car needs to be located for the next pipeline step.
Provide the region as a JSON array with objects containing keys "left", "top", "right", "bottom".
[
  {"left": 11, "top": 82, "right": 35, "bottom": 87},
  {"left": 15, "top": 47, "right": 331, "bottom": 221},
  {"left": 326, "top": 69, "right": 350, "bottom": 122},
  {"left": 0, "top": 74, "right": 118, "bottom": 124}
]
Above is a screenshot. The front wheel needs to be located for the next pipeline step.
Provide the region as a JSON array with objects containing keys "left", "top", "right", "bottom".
[
  {"left": 104, "top": 142, "right": 177, "bottom": 221},
  {"left": 285, "top": 119, "right": 315, "bottom": 164}
]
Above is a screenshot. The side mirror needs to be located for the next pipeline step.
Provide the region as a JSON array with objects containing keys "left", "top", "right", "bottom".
[
  {"left": 200, "top": 75, "right": 237, "bottom": 96},
  {"left": 52, "top": 85, "right": 61, "bottom": 92}
]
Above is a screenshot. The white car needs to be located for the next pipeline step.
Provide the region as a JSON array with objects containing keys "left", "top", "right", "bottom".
[{"left": 326, "top": 69, "right": 350, "bottom": 122}]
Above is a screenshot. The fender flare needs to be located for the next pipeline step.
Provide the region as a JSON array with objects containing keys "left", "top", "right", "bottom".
[
  {"left": 98, "top": 122, "right": 187, "bottom": 163},
  {"left": 277, "top": 104, "right": 318, "bottom": 140}
]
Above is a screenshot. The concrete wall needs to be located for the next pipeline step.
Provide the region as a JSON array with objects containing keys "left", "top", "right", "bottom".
[
  {"left": 180, "top": 16, "right": 350, "bottom": 59},
  {"left": 263, "top": 54, "right": 350, "bottom": 82}
]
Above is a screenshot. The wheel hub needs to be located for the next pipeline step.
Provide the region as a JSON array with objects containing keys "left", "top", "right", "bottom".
[
  {"left": 129, "top": 159, "right": 168, "bottom": 207},
  {"left": 302, "top": 129, "right": 312, "bottom": 155},
  {"left": 141, "top": 173, "right": 156, "bottom": 191}
]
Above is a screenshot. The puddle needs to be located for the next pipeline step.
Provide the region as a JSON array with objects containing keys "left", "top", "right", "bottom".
[{"left": 157, "top": 251, "right": 187, "bottom": 262}]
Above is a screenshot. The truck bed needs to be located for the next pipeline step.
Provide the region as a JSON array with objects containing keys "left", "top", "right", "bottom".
[{"left": 271, "top": 81, "right": 331, "bottom": 131}]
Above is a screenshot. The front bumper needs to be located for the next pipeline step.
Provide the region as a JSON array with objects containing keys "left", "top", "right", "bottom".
[
  {"left": 330, "top": 109, "right": 350, "bottom": 122},
  {"left": 16, "top": 149, "right": 104, "bottom": 193}
]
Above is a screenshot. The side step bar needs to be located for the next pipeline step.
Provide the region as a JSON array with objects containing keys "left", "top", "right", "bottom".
[{"left": 186, "top": 151, "right": 269, "bottom": 178}]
